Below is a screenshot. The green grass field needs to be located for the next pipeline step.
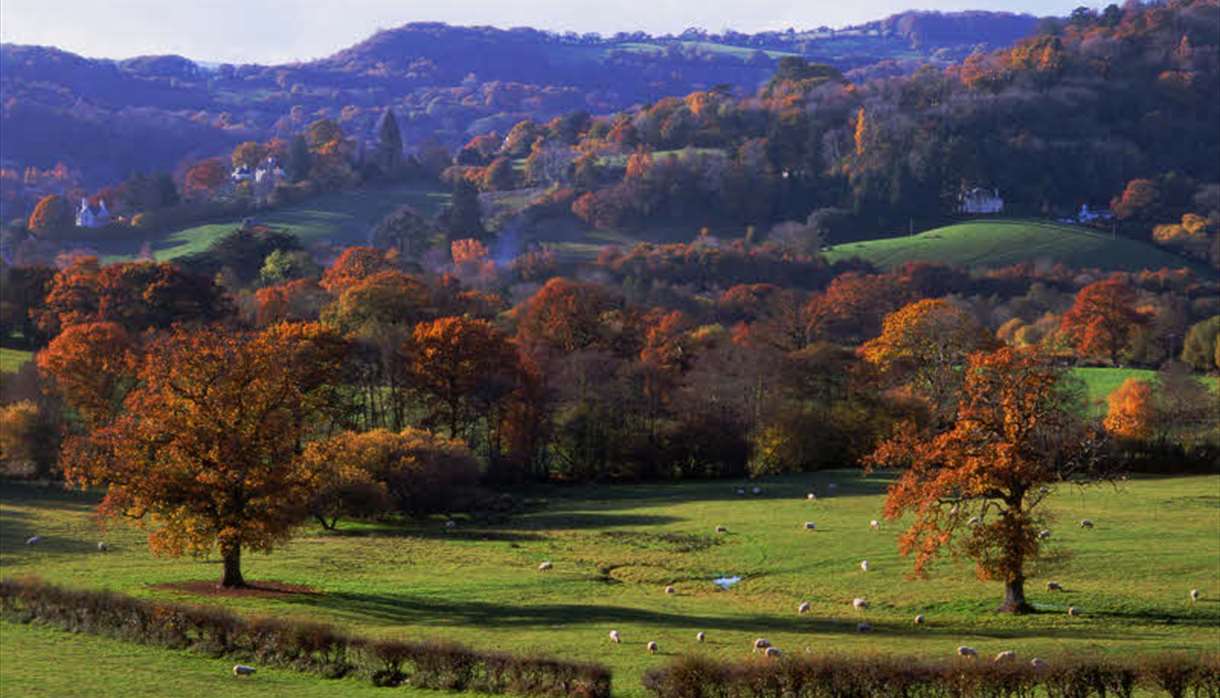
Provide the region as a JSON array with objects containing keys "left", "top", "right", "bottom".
[
  {"left": 0, "top": 347, "right": 32, "bottom": 374},
  {"left": 2, "top": 472, "right": 1217, "bottom": 696},
  {"left": 1074, "top": 367, "right": 1219, "bottom": 415},
  {"left": 824, "top": 220, "right": 1214, "bottom": 276},
  {"left": 98, "top": 183, "right": 450, "bottom": 263}
]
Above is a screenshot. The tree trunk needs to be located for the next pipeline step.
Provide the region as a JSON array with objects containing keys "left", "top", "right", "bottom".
[
  {"left": 997, "top": 576, "right": 1033, "bottom": 613},
  {"left": 220, "top": 544, "right": 246, "bottom": 588}
]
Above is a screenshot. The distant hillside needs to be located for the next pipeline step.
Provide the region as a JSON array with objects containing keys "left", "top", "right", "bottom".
[
  {"left": 824, "top": 220, "right": 1217, "bottom": 275},
  {"left": 0, "top": 11, "right": 1038, "bottom": 191}
]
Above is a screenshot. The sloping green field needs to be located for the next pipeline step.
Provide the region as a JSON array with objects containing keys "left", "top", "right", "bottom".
[
  {"left": 825, "top": 220, "right": 1213, "bottom": 275},
  {"left": 0, "top": 347, "right": 32, "bottom": 375}
]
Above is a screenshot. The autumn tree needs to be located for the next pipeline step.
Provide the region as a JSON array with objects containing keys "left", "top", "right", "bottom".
[
  {"left": 322, "top": 270, "right": 432, "bottom": 338},
  {"left": 372, "top": 206, "right": 434, "bottom": 259},
  {"left": 64, "top": 322, "right": 348, "bottom": 587},
  {"left": 183, "top": 159, "right": 229, "bottom": 197},
  {"left": 27, "top": 195, "right": 75, "bottom": 237},
  {"left": 1103, "top": 377, "right": 1155, "bottom": 441},
  {"left": 231, "top": 141, "right": 268, "bottom": 169},
  {"left": 319, "top": 246, "right": 396, "bottom": 294},
  {"left": 514, "top": 278, "right": 615, "bottom": 356},
  {"left": 37, "top": 322, "right": 139, "bottom": 428},
  {"left": 298, "top": 432, "right": 391, "bottom": 530},
  {"left": 1181, "top": 315, "right": 1220, "bottom": 371},
  {"left": 1060, "top": 276, "right": 1147, "bottom": 365},
  {"left": 872, "top": 347, "right": 1106, "bottom": 613}
]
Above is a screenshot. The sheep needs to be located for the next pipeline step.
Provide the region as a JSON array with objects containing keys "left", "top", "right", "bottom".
[
  {"left": 646, "top": 641, "right": 658, "bottom": 654},
  {"left": 957, "top": 646, "right": 978, "bottom": 658},
  {"left": 803, "top": 522, "right": 816, "bottom": 531},
  {"left": 798, "top": 601, "right": 812, "bottom": 614},
  {"left": 1190, "top": 589, "right": 1201, "bottom": 603},
  {"left": 1030, "top": 658, "right": 1049, "bottom": 670},
  {"left": 751, "top": 486, "right": 763, "bottom": 495},
  {"left": 913, "top": 614, "right": 926, "bottom": 624},
  {"left": 852, "top": 597, "right": 869, "bottom": 611},
  {"left": 856, "top": 622, "right": 872, "bottom": 633},
  {"left": 1067, "top": 606, "right": 1081, "bottom": 617},
  {"left": 715, "top": 525, "right": 728, "bottom": 534},
  {"left": 537, "top": 561, "right": 553, "bottom": 571},
  {"left": 444, "top": 520, "right": 456, "bottom": 529},
  {"left": 764, "top": 647, "right": 783, "bottom": 657},
  {"left": 860, "top": 560, "right": 870, "bottom": 572},
  {"left": 994, "top": 650, "right": 1016, "bottom": 663},
  {"left": 753, "top": 638, "right": 771, "bottom": 652},
  {"left": 869, "top": 520, "right": 880, "bottom": 530},
  {"left": 806, "top": 493, "right": 817, "bottom": 500},
  {"left": 609, "top": 630, "right": 620, "bottom": 644},
  {"left": 96, "top": 541, "right": 109, "bottom": 552},
  {"left": 25, "top": 536, "right": 40, "bottom": 545},
  {"left": 736, "top": 488, "right": 746, "bottom": 496},
  {"left": 1037, "top": 529, "right": 1052, "bottom": 540},
  {"left": 1046, "top": 581, "right": 1063, "bottom": 592},
  {"left": 232, "top": 665, "right": 256, "bottom": 677},
  {"left": 1079, "top": 519, "right": 1094, "bottom": 529},
  {"left": 696, "top": 631, "right": 705, "bottom": 642},
  {"left": 664, "top": 585, "right": 677, "bottom": 595}
]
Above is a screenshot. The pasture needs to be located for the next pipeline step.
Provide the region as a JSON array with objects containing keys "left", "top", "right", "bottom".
[
  {"left": 824, "top": 220, "right": 1215, "bottom": 276},
  {"left": 0, "top": 347, "right": 32, "bottom": 375},
  {"left": 2, "top": 472, "right": 1217, "bottom": 696}
]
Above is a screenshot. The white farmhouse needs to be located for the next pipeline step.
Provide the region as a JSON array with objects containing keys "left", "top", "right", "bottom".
[
  {"left": 75, "top": 198, "right": 111, "bottom": 228},
  {"left": 958, "top": 187, "right": 1004, "bottom": 215}
]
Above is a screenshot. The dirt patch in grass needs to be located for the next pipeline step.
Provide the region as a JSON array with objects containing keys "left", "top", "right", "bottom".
[{"left": 151, "top": 580, "right": 319, "bottom": 598}]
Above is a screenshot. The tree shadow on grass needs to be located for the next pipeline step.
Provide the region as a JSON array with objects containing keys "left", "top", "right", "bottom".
[
  {"left": 0, "top": 507, "right": 104, "bottom": 561},
  {"left": 319, "top": 526, "right": 547, "bottom": 543}
]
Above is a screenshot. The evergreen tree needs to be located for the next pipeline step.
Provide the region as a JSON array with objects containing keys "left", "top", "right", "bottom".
[
  {"left": 287, "top": 135, "right": 312, "bottom": 183},
  {"left": 443, "top": 179, "right": 485, "bottom": 242},
  {"left": 376, "top": 109, "right": 404, "bottom": 176}
]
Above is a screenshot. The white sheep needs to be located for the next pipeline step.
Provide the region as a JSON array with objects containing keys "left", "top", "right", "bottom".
[
  {"left": 856, "top": 622, "right": 872, "bottom": 633},
  {"left": 869, "top": 520, "right": 880, "bottom": 530},
  {"left": 852, "top": 597, "right": 869, "bottom": 610},
  {"left": 696, "top": 631, "right": 705, "bottom": 642},
  {"left": 1030, "top": 658, "right": 1048, "bottom": 670},
  {"left": 752, "top": 638, "right": 771, "bottom": 652},
  {"left": 1037, "top": 529, "right": 1052, "bottom": 540},
  {"left": 25, "top": 536, "right": 40, "bottom": 545},
  {"left": 715, "top": 525, "right": 728, "bottom": 534},
  {"left": 1067, "top": 606, "right": 1081, "bottom": 617},
  {"left": 994, "top": 650, "right": 1016, "bottom": 663},
  {"left": 957, "top": 646, "right": 978, "bottom": 658},
  {"left": 751, "top": 486, "right": 763, "bottom": 495},
  {"left": 232, "top": 665, "right": 256, "bottom": 677},
  {"left": 1079, "top": 519, "right": 1094, "bottom": 529},
  {"left": 806, "top": 493, "right": 817, "bottom": 500},
  {"left": 798, "top": 601, "right": 811, "bottom": 614},
  {"left": 96, "top": 541, "right": 109, "bottom": 552},
  {"left": 913, "top": 614, "right": 925, "bottom": 624},
  {"left": 444, "top": 520, "right": 456, "bottom": 529},
  {"left": 1190, "top": 589, "right": 1200, "bottom": 603},
  {"left": 860, "top": 560, "right": 870, "bottom": 572},
  {"left": 803, "top": 522, "right": 816, "bottom": 531},
  {"left": 664, "top": 585, "right": 676, "bottom": 595},
  {"left": 609, "top": 630, "right": 620, "bottom": 643},
  {"left": 537, "top": 561, "right": 553, "bottom": 571},
  {"left": 647, "top": 641, "right": 658, "bottom": 654},
  {"left": 1046, "top": 581, "right": 1063, "bottom": 592},
  {"left": 764, "top": 647, "right": 782, "bottom": 657}
]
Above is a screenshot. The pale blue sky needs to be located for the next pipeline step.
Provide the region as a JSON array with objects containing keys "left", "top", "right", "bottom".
[{"left": 2, "top": 0, "right": 1094, "bottom": 64}]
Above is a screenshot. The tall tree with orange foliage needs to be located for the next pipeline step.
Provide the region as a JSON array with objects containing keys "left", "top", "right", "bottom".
[
  {"left": 27, "top": 194, "right": 76, "bottom": 237},
  {"left": 871, "top": 347, "right": 1106, "bottom": 613},
  {"left": 37, "top": 322, "right": 138, "bottom": 429},
  {"left": 63, "top": 322, "right": 348, "bottom": 587},
  {"left": 319, "top": 246, "right": 397, "bottom": 294},
  {"left": 183, "top": 159, "right": 229, "bottom": 197},
  {"left": 1103, "top": 377, "right": 1155, "bottom": 441},
  {"left": 1060, "top": 276, "right": 1147, "bottom": 365}
]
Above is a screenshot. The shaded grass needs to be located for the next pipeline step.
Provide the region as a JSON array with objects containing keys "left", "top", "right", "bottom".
[
  {"left": 2, "top": 473, "right": 1218, "bottom": 697},
  {"left": 0, "top": 347, "right": 32, "bottom": 374}
]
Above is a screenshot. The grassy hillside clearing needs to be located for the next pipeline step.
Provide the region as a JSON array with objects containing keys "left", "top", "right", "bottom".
[
  {"left": 0, "top": 347, "right": 32, "bottom": 375},
  {"left": 824, "top": 220, "right": 1214, "bottom": 276},
  {"left": 2, "top": 472, "right": 1217, "bottom": 696}
]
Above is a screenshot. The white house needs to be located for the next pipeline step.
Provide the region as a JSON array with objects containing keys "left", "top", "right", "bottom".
[
  {"left": 1076, "top": 204, "right": 1113, "bottom": 224},
  {"left": 958, "top": 187, "right": 1004, "bottom": 215},
  {"left": 75, "top": 198, "right": 111, "bottom": 228}
]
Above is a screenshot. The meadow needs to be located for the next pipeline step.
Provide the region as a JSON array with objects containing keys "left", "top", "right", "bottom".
[
  {"left": 823, "top": 220, "right": 1216, "bottom": 276},
  {"left": 2, "top": 471, "right": 1217, "bottom": 696}
]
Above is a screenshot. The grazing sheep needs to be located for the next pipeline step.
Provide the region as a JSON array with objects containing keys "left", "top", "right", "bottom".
[
  {"left": 1046, "top": 581, "right": 1063, "bottom": 592},
  {"left": 96, "top": 542, "right": 109, "bottom": 552},
  {"left": 1190, "top": 589, "right": 1200, "bottom": 602},
  {"left": 957, "top": 646, "right": 978, "bottom": 658},
  {"left": 1037, "top": 530, "right": 1052, "bottom": 540},
  {"left": 646, "top": 641, "right": 658, "bottom": 654},
  {"left": 806, "top": 493, "right": 817, "bottom": 500},
  {"left": 715, "top": 525, "right": 728, "bottom": 534},
  {"left": 751, "top": 486, "right": 762, "bottom": 495},
  {"left": 994, "top": 651, "right": 1016, "bottom": 663},
  {"left": 798, "top": 601, "right": 811, "bottom": 614},
  {"left": 444, "top": 520, "right": 456, "bottom": 529},
  {"left": 764, "top": 647, "right": 782, "bottom": 657},
  {"left": 860, "top": 560, "right": 870, "bottom": 572},
  {"left": 1079, "top": 519, "right": 1094, "bottom": 529},
  {"left": 869, "top": 520, "right": 880, "bottom": 530},
  {"left": 25, "top": 536, "right": 40, "bottom": 545},
  {"left": 232, "top": 665, "right": 256, "bottom": 677},
  {"left": 664, "top": 585, "right": 676, "bottom": 595},
  {"left": 537, "top": 561, "right": 553, "bottom": 571},
  {"left": 696, "top": 631, "right": 705, "bottom": 642},
  {"left": 856, "top": 622, "right": 872, "bottom": 633},
  {"left": 609, "top": 630, "right": 620, "bottom": 644},
  {"left": 1067, "top": 606, "right": 1080, "bottom": 617},
  {"left": 852, "top": 597, "right": 869, "bottom": 610},
  {"left": 803, "top": 522, "right": 816, "bottom": 530},
  {"left": 914, "top": 614, "right": 925, "bottom": 624},
  {"left": 1031, "top": 658, "right": 1048, "bottom": 670},
  {"left": 753, "top": 638, "right": 771, "bottom": 652}
]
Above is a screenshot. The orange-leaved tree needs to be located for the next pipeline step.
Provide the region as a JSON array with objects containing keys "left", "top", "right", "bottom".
[
  {"left": 1060, "top": 276, "right": 1147, "bottom": 365},
  {"left": 37, "top": 321, "right": 139, "bottom": 429},
  {"left": 871, "top": 346, "right": 1107, "bottom": 613},
  {"left": 1102, "top": 377, "right": 1156, "bottom": 441},
  {"left": 63, "top": 322, "right": 348, "bottom": 587}
]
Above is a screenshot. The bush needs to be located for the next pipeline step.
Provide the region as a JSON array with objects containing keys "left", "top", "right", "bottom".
[
  {"left": 641, "top": 653, "right": 1220, "bottom": 698},
  {"left": 1, "top": 577, "right": 610, "bottom": 697}
]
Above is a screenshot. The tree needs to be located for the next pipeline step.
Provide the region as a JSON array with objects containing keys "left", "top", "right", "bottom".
[
  {"left": 515, "top": 278, "right": 615, "bottom": 355},
  {"left": 183, "top": 159, "right": 229, "bottom": 197},
  {"left": 27, "top": 195, "right": 75, "bottom": 237},
  {"left": 1103, "top": 377, "right": 1155, "bottom": 441},
  {"left": 1060, "top": 277, "right": 1147, "bottom": 365},
  {"left": 404, "top": 316, "right": 519, "bottom": 438},
  {"left": 64, "top": 322, "right": 348, "bottom": 587},
  {"left": 37, "top": 322, "right": 138, "bottom": 429},
  {"left": 322, "top": 270, "right": 432, "bottom": 337},
  {"left": 1181, "top": 316, "right": 1220, "bottom": 371},
  {"left": 871, "top": 347, "right": 1105, "bottom": 613},
  {"left": 298, "top": 432, "right": 391, "bottom": 530},
  {"left": 259, "top": 249, "right": 321, "bottom": 286},
  {"left": 372, "top": 206, "right": 434, "bottom": 259},
  {"left": 231, "top": 141, "right": 268, "bottom": 169},
  {"left": 286, "top": 135, "right": 312, "bottom": 182},
  {"left": 442, "top": 178, "right": 485, "bottom": 241},
  {"left": 375, "top": 109, "right": 404, "bottom": 175},
  {"left": 319, "top": 246, "right": 396, "bottom": 294}
]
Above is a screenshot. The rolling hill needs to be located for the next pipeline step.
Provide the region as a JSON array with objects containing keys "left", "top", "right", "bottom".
[{"left": 823, "top": 220, "right": 1216, "bottom": 275}]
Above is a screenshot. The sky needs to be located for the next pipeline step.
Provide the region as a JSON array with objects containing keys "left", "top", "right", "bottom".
[{"left": 1, "top": 0, "right": 1095, "bottom": 65}]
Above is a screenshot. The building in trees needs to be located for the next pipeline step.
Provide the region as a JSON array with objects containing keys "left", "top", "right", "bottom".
[
  {"left": 957, "top": 187, "right": 1004, "bottom": 214},
  {"left": 74, "top": 198, "right": 110, "bottom": 228}
]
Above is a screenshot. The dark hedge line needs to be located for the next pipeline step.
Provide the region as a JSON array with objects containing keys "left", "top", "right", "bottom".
[
  {"left": 641, "top": 653, "right": 1220, "bottom": 698},
  {"left": 0, "top": 577, "right": 610, "bottom": 698}
]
